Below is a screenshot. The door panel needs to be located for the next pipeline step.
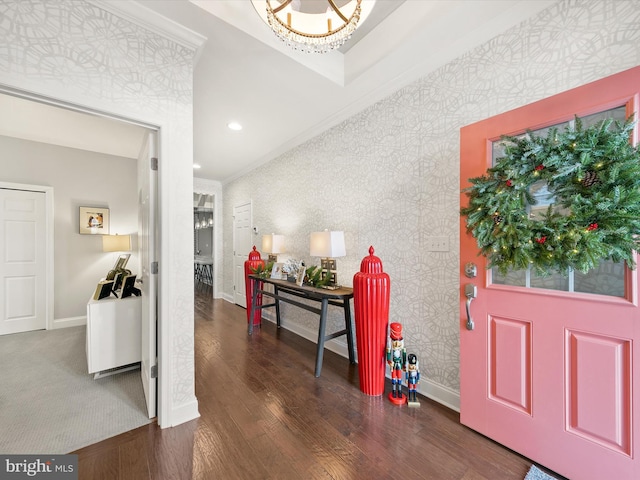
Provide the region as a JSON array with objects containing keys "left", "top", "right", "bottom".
[
  {"left": 138, "top": 131, "right": 157, "bottom": 418},
  {"left": 488, "top": 316, "right": 531, "bottom": 414},
  {"left": 0, "top": 188, "right": 46, "bottom": 335},
  {"left": 460, "top": 66, "right": 640, "bottom": 480},
  {"left": 566, "top": 329, "right": 631, "bottom": 455}
]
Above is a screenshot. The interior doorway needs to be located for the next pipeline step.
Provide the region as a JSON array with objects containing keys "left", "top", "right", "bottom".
[
  {"left": 0, "top": 89, "right": 159, "bottom": 445},
  {"left": 194, "top": 193, "right": 214, "bottom": 289}
]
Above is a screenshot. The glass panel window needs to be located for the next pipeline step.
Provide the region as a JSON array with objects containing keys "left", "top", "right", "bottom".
[{"left": 489, "top": 106, "right": 627, "bottom": 297}]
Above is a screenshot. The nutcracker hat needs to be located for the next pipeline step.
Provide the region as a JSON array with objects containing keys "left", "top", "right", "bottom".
[{"left": 390, "top": 322, "right": 403, "bottom": 340}]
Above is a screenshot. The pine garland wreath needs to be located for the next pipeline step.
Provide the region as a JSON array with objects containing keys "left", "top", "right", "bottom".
[{"left": 461, "top": 115, "right": 640, "bottom": 275}]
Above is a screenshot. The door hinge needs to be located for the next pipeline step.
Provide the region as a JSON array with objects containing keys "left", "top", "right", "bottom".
[
  {"left": 151, "top": 261, "right": 159, "bottom": 274},
  {"left": 151, "top": 364, "right": 158, "bottom": 379},
  {"left": 150, "top": 157, "right": 158, "bottom": 171}
]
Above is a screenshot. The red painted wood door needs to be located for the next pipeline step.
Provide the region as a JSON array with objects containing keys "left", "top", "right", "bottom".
[{"left": 460, "top": 66, "right": 640, "bottom": 480}]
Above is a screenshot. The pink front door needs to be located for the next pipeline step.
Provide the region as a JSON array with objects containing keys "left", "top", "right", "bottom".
[{"left": 460, "top": 66, "right": 640, "bottom": 480}]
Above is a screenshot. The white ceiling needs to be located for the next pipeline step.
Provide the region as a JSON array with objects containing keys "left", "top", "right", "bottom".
[{"left": 0, "top": 0, "right": 556, "bottom": 183}]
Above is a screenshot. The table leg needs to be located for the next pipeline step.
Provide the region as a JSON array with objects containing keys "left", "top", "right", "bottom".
[
  {"left": 248, "top": 278, "right": 259, "bottom": 335},
  {"left": 274, "top": 285, "right": 282, "bottom": 328},
  {"left": 344, "top": 298, "right": 356, "bottom": 364},
  {"left": 315, "top": 298, "right": 329, "bottom": 377}
]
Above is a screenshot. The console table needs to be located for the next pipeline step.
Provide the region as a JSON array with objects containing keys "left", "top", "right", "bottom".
[{"left": 248, "top": 275, "right": 356, "bottom": 377}]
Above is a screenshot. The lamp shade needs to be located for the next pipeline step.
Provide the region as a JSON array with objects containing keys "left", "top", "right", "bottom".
[
  {"left": 102, "top": 234, "right": 132, "bottom": 252},
  {"left": 310, "top": 230, "right": 346, "bottom": 258},
  {"left": 262, "top": 234, "right": 285, "bottom": 254}
]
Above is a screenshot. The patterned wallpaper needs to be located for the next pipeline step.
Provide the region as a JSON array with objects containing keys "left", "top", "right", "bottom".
[
  {"left": 0, "top": 0, "right": 199, "bottom": 424},
  {"left": 223, "top": 0, "right": 640, "bottom": 405}
]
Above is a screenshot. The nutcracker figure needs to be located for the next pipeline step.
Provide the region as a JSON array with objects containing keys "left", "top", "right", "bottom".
[
  {"left": 386, "top": 322, "right": 407, "bottom": 405},
  {"left": 406, "top": 353, "right": 420, "bottom": 407}
]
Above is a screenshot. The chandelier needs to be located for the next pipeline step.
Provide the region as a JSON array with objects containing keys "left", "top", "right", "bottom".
[{"left": 254, "top": 0, "right": 367, "bottom": 54}]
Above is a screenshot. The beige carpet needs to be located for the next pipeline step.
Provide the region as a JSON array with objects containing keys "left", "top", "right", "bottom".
[{"left": 0, "top": 325, "right": 151, "bottom": 454}]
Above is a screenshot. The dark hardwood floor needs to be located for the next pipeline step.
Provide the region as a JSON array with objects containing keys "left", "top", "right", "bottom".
[{"left": 72, "top": 284, "right": 541, "bottom": 479}]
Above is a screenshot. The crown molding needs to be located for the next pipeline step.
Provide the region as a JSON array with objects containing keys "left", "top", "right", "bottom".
[{"left": 87, "top": 0, "right": 207, "bottom": 60}]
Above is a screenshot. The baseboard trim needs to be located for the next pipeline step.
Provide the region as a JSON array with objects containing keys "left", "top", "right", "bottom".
[
  {"left": 169, "top": 398, "right": 200, "bottom": 427},
  {"left": 52, "top": 316, "right": 86, "bottom": 329},
  {"left": 418, "top": 379, "right": 460, "bottom": 412}
]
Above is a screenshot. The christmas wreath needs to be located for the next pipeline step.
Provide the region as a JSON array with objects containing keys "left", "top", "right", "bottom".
[{"left": 461, "top": 116, "right": 640, "bottom": 275}]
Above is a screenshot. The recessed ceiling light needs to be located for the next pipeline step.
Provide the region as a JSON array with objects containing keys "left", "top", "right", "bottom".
[
  {"left": 228, "top": 122, "right": 242, "bottom": 131},
  {"left": 193, "top": 163, "right": 201, "bottom": 169}
]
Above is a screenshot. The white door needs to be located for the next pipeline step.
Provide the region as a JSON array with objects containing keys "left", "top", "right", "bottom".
[
  {"left": 233, "top": 202, "right": 252, "bottom": 307},
  {"left": 0, "top": 188, "right": 46, "bottom": 335},
  {"left": 137, "top": 132, "right": 157, "bottom": 418}
]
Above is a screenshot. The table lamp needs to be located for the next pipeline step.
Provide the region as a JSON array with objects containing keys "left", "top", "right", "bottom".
[
  {"left": 310, "top": 230, "right": 346, "bottom": 288},
  {"left": 262, "top": 233, "right": 285, "bottom": 263},
  {"left": 102, "top": 233, "right": 132, "bottom": 253}
]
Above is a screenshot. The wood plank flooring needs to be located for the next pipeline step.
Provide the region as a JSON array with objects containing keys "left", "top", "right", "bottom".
[{"left": 72, "top": 284, "right": 544, "bottom": 479}]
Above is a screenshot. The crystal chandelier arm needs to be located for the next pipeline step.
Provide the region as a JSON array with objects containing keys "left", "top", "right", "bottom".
[
  {"left": 271, "top": 0, "right": 293, "bottom": 14},
  {"left": 327, "top": 0, "right": 349, "bottom": 23}
]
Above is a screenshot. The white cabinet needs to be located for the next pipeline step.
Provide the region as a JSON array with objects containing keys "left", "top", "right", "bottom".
[{"left": 86, "top": 295, "right": 141, "bottom": 377}]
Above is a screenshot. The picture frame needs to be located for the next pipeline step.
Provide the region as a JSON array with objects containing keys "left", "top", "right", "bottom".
[
  {"left": 270, "top": 262, "right": 284, "bottom": 280},
  {"left": 113, "top": 253, "right": 131, "bottom": 271},
  {"left": 79, "top": 206, "right": 109, "bottom": 235},
  {"left": 121, "top": 274, "right": 140, "bottom": 298},
  {"left": 296, "top": 268, "right": 306, "bottom": 286},
  {"left": 92, "top": 280, "right": 115, "bottom": 301},
  {"left": 113, "top": 272, "right": 125, "bottom": 292},
  {"left": 106, "top": 254, "right": 131, "bottom": 280}
]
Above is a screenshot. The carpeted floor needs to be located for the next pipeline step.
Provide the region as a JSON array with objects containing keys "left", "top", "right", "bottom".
[{"left": 0, "top": 325, "right": 151, "bottom": 454}]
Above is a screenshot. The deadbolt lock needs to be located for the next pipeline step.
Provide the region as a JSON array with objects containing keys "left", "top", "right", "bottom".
[{"left": 464, "top": 262, "right": 478, "bottom": 278}]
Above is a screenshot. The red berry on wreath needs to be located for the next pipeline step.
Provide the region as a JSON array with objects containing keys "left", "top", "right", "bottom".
[
  {"left": 535, "top": 236, "right": 547, "bottom": 244},
  {"left": 535, "top": 165, "right": 544, "bottom": 171},
  {"left": 506, "top": 180, "right": 513, "bottom": 187},
  {"left": 587, "top": 223, "right": 598, "bottom": 231}
]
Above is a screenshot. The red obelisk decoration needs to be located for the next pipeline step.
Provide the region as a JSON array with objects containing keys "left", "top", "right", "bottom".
[
  {"left": 353, "top": 246, "right": 390, "bottom": 396},
  {"left": 244, "top": 246, "right": 264, "bottom": 326}
]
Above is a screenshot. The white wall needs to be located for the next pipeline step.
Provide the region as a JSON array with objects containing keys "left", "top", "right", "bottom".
[
  {"left": 0, "top": 135, "right": 138, "bottom": 325},
  {"left": 0, "top": 0, "right": 200, "bottom": 427},
  {"left": 222, "top": 0, "right": 640, "bottom": 410}
]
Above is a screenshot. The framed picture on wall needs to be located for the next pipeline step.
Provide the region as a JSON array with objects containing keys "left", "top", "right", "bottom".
[{"left": 79, "top": 206, "right": 109, "bottom": 235}]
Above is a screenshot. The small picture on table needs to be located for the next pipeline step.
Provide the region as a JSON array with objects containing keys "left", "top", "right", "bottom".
[
  {"left": 296, "top": 268, "right": 306, "bottom": 286},
  {"left": 93, "top": 280, "right": 114, "bottom": 301},
  {"left": 270, "top": 262, "right": 284, "bottom": 280},
  {"left": 113, "top": 272, "right": 124, "bottom": 292},
  {"left": 121, "top": 274, "right": 140, "bottom": 298}
]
